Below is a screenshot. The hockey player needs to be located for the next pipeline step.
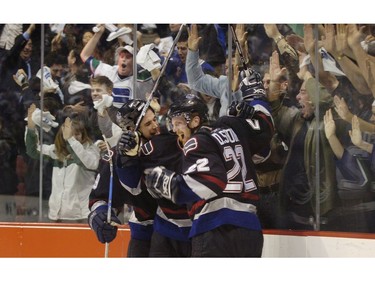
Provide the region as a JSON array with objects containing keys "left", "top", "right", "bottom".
[
  {"left": 116, "top": 102, "right": 193, "bottom": 257},
  {"left": 88, "top": 98, "right": 159, "bottom": 257},
  {"left": 144, "top": 93, "right": 274, "bottom": 257}
]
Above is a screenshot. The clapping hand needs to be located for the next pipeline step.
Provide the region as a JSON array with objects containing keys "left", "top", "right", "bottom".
[
  {"left": 27, "top": 104, "right": 36, "bottom": 129},
  {"left": 349, "top": 115, "right": 363, "bottom": 148},
  {"left": 62, "top": 117, "right": 73, "bottom": 140},
  {"left": 333, "top": 95, "right": 353, "bottom": 123},
  {"left": 323, "top": 108, "right": 336, "bottom": 140}
]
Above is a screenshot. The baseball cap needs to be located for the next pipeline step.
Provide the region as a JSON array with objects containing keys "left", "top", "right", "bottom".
[{"left": 116, "top": 45, "right": 134, "bottom": 56}]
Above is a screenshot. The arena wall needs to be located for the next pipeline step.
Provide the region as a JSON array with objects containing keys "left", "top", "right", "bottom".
[{"left": 1, "top": 223, "right": 375, "bottom": 257}]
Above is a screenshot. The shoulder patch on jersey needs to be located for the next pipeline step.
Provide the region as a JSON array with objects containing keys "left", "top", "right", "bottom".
[
  {"left": 183, "top": 137, "right": 198, "bottom": 156},
  {"left": 141, "top": 140, "right": 154, "bottom": 156}
]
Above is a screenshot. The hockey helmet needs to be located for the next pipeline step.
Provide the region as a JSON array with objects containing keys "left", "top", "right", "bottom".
[{"left": 167, "top": 93, "right": 209, "bottom": 125}]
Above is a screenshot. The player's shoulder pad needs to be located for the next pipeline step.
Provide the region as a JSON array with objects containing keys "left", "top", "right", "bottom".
[
  {"left": 141, "top": 139, "right": 154, "bottom": 156},
  {"left": 251, "top": 100, "right": 272, "bottom": 117},
  {"left": 183, "top": 137, "right": 198, "bottom": 156}
]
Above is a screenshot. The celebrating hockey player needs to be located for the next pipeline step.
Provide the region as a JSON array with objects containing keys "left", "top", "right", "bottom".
[{"left": 144, "top": 93, "right": 274, "bottom": 257}]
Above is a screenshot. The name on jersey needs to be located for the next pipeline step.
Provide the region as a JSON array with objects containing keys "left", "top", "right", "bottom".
[{"left": 211, "top": 128, "right": 239, "bottom": 145}]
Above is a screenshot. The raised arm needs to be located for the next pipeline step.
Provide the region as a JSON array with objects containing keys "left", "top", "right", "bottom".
[
  {"left": 324, "top": 108, "right": 344, "bottom": 159},
  {"left": 233, "top": 24, "right": 250, "bottom": 67},
  {"left": 349, "top": 115, "right": 374, "bottom": 153},
  {"left": 347, "top": 24, "right": 375, "bottom": 97},
  {"left": 268, "top": 50, "right": 288, "bottom": 102},
  {"left": 323, "top": 24, "right": 371, "bottom": 95},
  {"left": 334, "top": 95, "right": 375, "bottom": 132},
  {"left": 186, "top": 24, "right": 225, "bottom": 99},
  {"left": 80, "top": 24, "right": 105, "bottom": 63},
  {"left": 264, "top": 24, "right": 301, "bottom": 95},
  {"left": 304, "top": 24, "right": 339, "bottom": 93}
]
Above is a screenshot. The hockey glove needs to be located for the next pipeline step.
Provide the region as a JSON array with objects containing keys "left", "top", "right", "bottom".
[
  {"left": 144, "top": 166, "right": 177, "bottom": 201},
  {"left": 88, "top": 204, "right": 121, "bottom": 244},
  {"left": 227, "top": 100, "right": 255, "bottom": 119},
  {"left": 239, "top": 70, "right": 267, "bottom": 102},
  {"left": 117, "top": 130, "right": 140, "bottom": 157}
]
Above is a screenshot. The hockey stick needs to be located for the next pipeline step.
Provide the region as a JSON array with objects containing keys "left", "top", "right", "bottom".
[
  {"left": 229, "top": 24, "right": 253, "bottom": 78},
  {"left": 134, "top": 24, "right": 186, "bottom": 131},
  {"left": 101, "top": 135, "right": 114, "bottom": 258}
]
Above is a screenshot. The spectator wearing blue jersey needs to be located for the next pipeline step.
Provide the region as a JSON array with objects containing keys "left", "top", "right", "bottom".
[
  {"left": 324, "top": 108, "right": 375, "bottom": 190},
  {"left": 80, "top": 24, "right": 154, "bottom": 107},
  {"left": 324, "top": 107, "right": 375, "bottom": 232},
  {"left": 165, "top": 27, "right": 215, "bottom": 86}
]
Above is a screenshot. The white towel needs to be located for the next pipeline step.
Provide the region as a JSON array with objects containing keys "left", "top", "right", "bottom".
[{"left": 136, "top": 43, "right": 161, "bottom": 71}]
